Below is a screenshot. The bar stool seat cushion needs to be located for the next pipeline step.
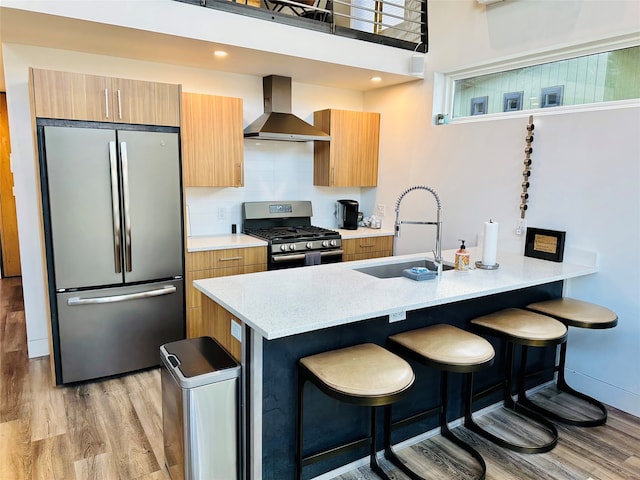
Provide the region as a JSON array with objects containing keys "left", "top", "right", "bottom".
[
  {"left": 389, "top": 324, "right": 495, "bottom": 367},
  {"left": 471, "top": 308, "right": 567, "bottom": 342},
  {"left": 300, "top": 343, "right": 414, "bottom": 398},
  {"left": 526, "top": 298, "right": 618, "bottom": 329}
]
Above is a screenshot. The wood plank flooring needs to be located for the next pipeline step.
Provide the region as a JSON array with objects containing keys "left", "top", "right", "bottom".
[{"left": 1, "top": 276, "right": 639, "bottom": 480}]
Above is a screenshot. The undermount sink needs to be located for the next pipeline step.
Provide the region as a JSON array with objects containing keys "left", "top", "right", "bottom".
[{"left": 354, "top": 260, "right": 454, "bottom": 279}]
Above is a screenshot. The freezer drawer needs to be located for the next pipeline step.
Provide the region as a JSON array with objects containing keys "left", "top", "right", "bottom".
[{"left": 56, "top": 279, "right": 184, "bottom": 383}]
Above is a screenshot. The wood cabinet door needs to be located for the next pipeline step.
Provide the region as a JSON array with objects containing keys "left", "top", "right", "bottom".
[
  {"left": 332, "top": 110, "right": 379, "bottom": 187},
  {"left": 31, "top": 69, "right": 180, "bottom": 126},
  {"left": 181, "top": 92, "right": 244, "bottom": 187},
  {"left": 112, "top": 78, "right": 180, "bottom": 126},
  {"left": 185, "top": 247, "right": 266, "bottom": 339},
  {"left": 313, "top": 109, "right": 380, "bottom": 187},
  {"left": 31, "top": 69, "right": 109, "bottom": 121},
  {"left": 0, "top": 93, "right": 21, "bottom": 276}
]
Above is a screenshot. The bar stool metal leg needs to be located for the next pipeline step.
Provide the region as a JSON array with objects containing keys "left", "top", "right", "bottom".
[
  {"left": 524, "top": 297, "right": 617, "bottom": 426},
  {"left": 384, "top": 371, "right": 487, "bottom": 480},
  {"left": 464, "top": 341, "right": 559, "bottom": 454},
  {"left": 438, "top": 372, "right": 487, "bottom": 480},
  {"left": 384, "top": 324, "right": 493, "bottom": 480},
  {"left": 517, "top": 343, "right": 608, "bottom": 427},
  {"left": 369, "top": 407, "right": 392, "bottom": 480}
]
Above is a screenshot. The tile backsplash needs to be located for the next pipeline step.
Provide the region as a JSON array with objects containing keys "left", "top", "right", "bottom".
[{"left": 185, "top": 140, "right": 361, "bottom": 236}]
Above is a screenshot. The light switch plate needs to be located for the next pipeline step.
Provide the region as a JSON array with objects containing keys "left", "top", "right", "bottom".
[
  {"left": 389, "top": 310, "right": 406, "bottom": 322},
  {"left": 231, "top": 319, "right": 242, "bottom": 342}
]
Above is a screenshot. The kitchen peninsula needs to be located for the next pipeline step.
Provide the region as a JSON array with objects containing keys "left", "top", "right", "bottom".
[{"left": 194, "top": 248, "right": 597, "bottom": 479}]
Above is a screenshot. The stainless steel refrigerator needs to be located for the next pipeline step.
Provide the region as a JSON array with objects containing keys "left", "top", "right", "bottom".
[{"left": 38, "top": 124, "right": 185, "bottom": 385}]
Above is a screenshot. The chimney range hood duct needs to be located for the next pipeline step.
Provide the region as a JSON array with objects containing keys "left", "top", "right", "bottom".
[{"left": 243, "top": 75, "right": 330, "bottom": 142}]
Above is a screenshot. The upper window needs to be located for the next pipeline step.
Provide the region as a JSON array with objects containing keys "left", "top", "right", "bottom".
[{"left": 448, "top": 45, "right": 640, "bottom": 120}]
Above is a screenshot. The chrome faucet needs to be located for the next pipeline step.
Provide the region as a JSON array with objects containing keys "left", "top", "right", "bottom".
[{"left": 394, "top": 185, "right": 443, "bottom": 274}]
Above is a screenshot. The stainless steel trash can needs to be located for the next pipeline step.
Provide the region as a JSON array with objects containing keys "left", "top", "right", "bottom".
[{"left": 161, "top": 336, "right": 241, "bottom": 480}]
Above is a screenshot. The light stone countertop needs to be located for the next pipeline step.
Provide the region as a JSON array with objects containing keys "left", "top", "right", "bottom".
[
  {"left": 336, "top": 227, "right": 395, "bottom": 239},
  {"left": 187, "top": 234, "right": 267, "bottom": 252},
  {"left": 194, "top": 247, "right": 597, "bottom": 340}
]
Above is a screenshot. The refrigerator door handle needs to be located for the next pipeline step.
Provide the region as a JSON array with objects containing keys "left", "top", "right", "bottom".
[
  {"left": 120, "top": 141, "right": 133, "bottom": 273},
  {"left": 109, "top": 141, "right": 122, "bottom": 274},
  {"left": 67, "top": 285, "right": 177, "bottom": 306}
]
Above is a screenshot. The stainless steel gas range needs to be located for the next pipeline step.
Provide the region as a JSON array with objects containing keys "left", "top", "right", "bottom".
[{"left": 242, "top": 201, "right": 343, "bottom": 270}]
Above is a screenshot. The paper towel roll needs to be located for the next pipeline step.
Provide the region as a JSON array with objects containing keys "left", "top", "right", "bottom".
[{"left": 482, "top": 220, "right": 499, "bottom": 266}]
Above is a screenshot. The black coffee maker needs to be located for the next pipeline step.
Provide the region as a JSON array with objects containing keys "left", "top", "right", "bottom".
[{"left": 336, "top": 199, "right": 359, "bottom": 230}]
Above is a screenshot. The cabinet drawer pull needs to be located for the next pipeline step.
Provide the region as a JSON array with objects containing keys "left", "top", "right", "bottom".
[
  {"left": 104, "top": 88, "right": 109, "bottom": 118},
  {"left": 219, "top": 256, "right": 243, "bottom": 262},
  {"left": 360, "top": 244, "right": 376, "bottom": 248}
]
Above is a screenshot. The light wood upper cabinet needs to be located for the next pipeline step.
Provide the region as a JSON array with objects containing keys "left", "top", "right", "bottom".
[
  {"left": 313, "top": 109, "right": 380, "bottom": 187},
  {"left": 113, "top": 77, "right": 180, "bottom": 126},
  {"left": 31, "top": 69, "right": 180, "bottom": 126},
  {"left": 181, "top": 92, "right": 244, "bottom": 187}
]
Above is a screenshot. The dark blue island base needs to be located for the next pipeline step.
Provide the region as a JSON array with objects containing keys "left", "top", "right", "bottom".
[{"left": 261, "top": 281, "right": 563, "bottom": 479}]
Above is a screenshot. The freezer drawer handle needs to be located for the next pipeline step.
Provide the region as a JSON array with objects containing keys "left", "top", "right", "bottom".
[{"left": 67, "top": 285, "right": 177, "bottom": 306}]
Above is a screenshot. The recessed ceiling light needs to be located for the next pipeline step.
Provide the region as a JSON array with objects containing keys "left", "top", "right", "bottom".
[
  {"left": 214, "top": 50, "right": 228, "bottom": 58},
  {"left": 371, "top": 76, "right": 382, "bottom": 82}
]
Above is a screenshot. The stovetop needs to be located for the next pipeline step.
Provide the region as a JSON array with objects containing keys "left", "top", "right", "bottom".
[{"left": 245, "top": 225, "right": 339, "bottom": 243}]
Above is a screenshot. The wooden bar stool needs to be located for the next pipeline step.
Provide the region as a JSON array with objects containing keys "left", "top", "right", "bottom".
[
  {"left": 466, "top": 308, "right": 568, "bottom": 454},
  {"left": 385, "top": 324, "right": 495, "bottom": 480},
  {"left": 296, "top": 343, "right": 415, "bottom": 480},
  {"left": 525, "top": 298, "right": 618, "bottom": 426}
]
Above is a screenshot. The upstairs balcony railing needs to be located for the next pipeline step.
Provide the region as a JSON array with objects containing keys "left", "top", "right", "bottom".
[{"left": 176, "top": 0, "right": 428, "bottom": 53}]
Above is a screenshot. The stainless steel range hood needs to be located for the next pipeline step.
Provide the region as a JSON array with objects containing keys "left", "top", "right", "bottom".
[{"left": 244, "top": 75, "right": 330, "bottom": 142}]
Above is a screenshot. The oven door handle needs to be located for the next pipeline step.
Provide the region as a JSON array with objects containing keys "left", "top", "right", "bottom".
[{"left": 271, "top": 249, "right": 344, "bottom": 263}]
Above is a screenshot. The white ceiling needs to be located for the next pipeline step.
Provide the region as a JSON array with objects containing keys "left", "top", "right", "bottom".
[{"left": 0, "top": 7, "right": 418, "bottom": 92}]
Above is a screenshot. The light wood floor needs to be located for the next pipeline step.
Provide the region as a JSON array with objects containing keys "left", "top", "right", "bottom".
[{"left": 1, "top": 276, "right": 639, "bottom": 480}]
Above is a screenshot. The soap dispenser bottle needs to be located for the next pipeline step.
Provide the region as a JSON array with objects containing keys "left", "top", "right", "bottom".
[{"left": 455, "top": 239, "right": 470, "bottom": 271}]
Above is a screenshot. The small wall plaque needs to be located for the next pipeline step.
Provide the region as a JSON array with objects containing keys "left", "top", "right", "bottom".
[{"left": 524, "top": 227, "right": 566, "bottom": 262}]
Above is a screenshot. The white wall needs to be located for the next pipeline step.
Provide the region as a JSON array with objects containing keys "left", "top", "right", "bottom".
[{"left": 364, "top": 0, "right": 640, "bottom": 415}]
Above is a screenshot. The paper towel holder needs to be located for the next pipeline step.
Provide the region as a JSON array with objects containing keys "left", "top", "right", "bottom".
[{"left": 475, "top": 260, "right": 499, "bottom": 270}]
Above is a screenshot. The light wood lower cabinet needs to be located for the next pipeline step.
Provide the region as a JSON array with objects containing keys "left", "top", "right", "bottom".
[
  {"left": 342, "top": 235, "right": 393, "bottom": 262},
  {"left": 185, "top": 247, "right": 266, "bottom": 356}
]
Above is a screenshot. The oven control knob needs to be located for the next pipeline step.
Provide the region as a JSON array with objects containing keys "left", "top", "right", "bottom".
[
  {"left": 289, "top": 244, "right": 296, "bottom": 251},
  {"left": 330, "top": 240, "right": 337, "bottom": 247},
  {"left": 322, "top": 240, "right": 328, "bottom": 247},
  {"left": 280, "top": 245, "right": 287, "bottom": 252},
  {"left": 306, "top": 242, "right": 313, "bottom": 249}
]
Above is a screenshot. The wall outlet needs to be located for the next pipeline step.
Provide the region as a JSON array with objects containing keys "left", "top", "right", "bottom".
[
  {"left": 515, "top": 218, "right": 527, "bottom": 236},
  {"left": 389, "top": 310, "right": 406, "bottom": 322},
  {"left": 217, "top": 207, "right": 225, "bottom": 220},
  {"left": 231, "top": 319, "right": 242, "bottom": 342},
  {"left": 376, "top": 204, "right": 386, "bottom": 217}
]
